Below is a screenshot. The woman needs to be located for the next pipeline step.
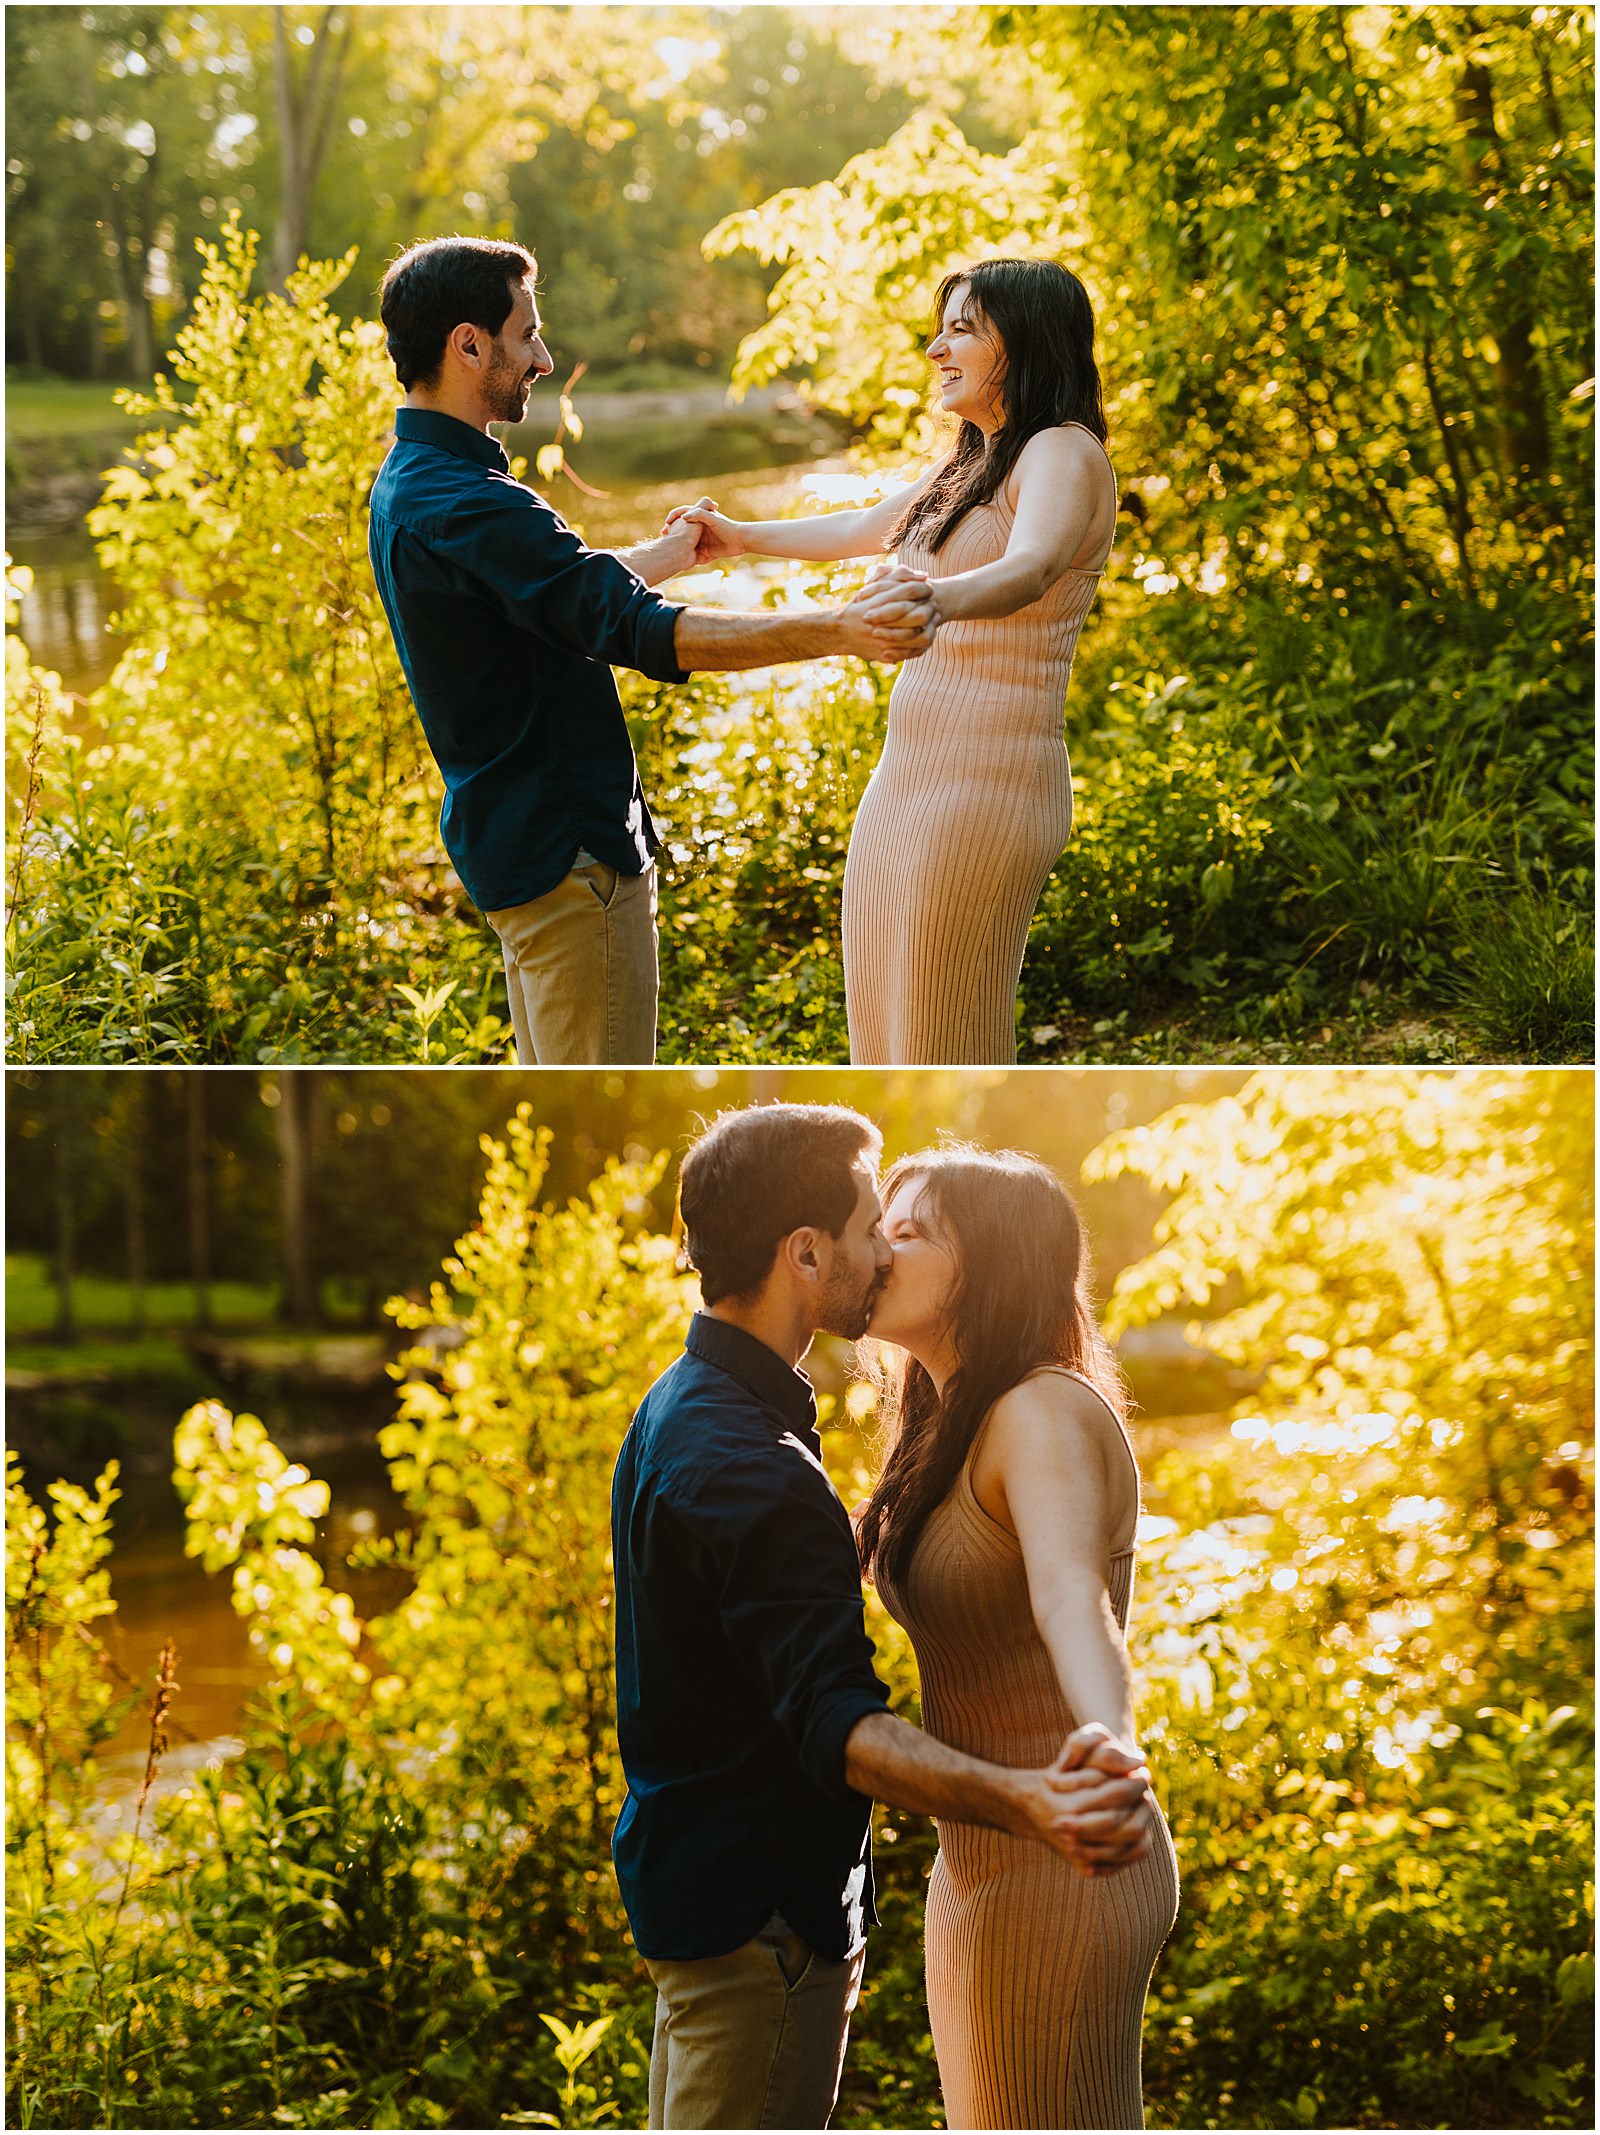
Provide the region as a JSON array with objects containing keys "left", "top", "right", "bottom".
[
  {"left": 858, "top": 1144, "right": 1178, "bottom": 2131},
  {"left": 674, "top": 257, "right": 1118, "bottom": 1064}
]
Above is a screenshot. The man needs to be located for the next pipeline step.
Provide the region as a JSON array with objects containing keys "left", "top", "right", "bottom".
[
  {"left": 369, "top": 237, "right": 934, "bottom": 1066},
  {"left": 610, "top": 1102, "right": 1152, "bottom": 2130}
]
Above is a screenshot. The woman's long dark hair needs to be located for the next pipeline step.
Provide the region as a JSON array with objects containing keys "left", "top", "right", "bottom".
[
  {"left": 887, "top": 256, "right": 1108, "bottom": 556},
  {"left": 856, "top": 1144, "right": 1129, "bottom": 1590}
]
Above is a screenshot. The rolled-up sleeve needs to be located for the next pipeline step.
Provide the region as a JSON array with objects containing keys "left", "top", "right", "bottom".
[
  {"left": 674, "top": 1454, "right": 890, "bottom": 1800},
  {"left": 444, "top": 480, "right": 688, "bottom": 683}
]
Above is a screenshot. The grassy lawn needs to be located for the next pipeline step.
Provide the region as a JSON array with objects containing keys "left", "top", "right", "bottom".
[
  {"left": 4, "top": 374, "right": 170, "bottom": 441},
  {"left": 6, "top": 1252, "right": 279, "bottom": 1341},
  {"left": 3, "top": 360, "right": 711, "bottom": 445}
]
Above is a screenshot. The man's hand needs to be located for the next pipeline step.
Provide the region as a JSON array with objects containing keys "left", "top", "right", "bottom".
[
  {"left": 834, "top": 564, "right": 940, "bottom": 662},
  {"left": 615, "top": 514, "right": 703, "bottom": 587},
  {"left": 653, "top": 514, "right": 704, "bottom": 580},
  {"left": 663, "top": 496, "right": 746, "bottom": 565}
]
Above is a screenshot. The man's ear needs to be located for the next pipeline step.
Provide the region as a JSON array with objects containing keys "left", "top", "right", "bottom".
[
  {"left": 447, "top": 321, "right": 483, "bottom": 370},
  {"left": 781, "top": 1226, "right": 824, "bottom": 1285}
]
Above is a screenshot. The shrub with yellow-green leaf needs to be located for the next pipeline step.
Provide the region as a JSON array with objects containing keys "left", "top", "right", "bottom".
[
  {"left": 706, "top": 111, "right": 1077, "bottom": 447},
  {"left": 9, "top": 220, "right": 506, "bottom": 1066},
  {"left": 1103, "top": 1068, "right": 1595, "bottom": 2129}
]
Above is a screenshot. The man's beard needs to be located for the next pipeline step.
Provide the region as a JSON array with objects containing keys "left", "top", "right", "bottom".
[
  {"left": 485, "top": 349, "right": 531, "bottom": 425},
  {"left": 817, "top": 1263, "right": 888, "bottom": 1344}
]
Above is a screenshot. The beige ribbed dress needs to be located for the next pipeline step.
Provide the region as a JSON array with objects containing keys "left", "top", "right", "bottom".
[
  {"left": 841, "top": 428, "right": 1113, "bottom": 1065},
  {"left": 875, "top": 1373, "right": 1180, "bottom": 2131}
]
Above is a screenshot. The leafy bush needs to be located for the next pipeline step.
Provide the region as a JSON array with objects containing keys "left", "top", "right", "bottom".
[
  {"left": 1024, "top": 667, "right": 1281, "bottom": 1011},
  {"left": 9, "top": 1082, "right": 1593, "bottom": 2128},
  {"left": 6, "top": 223, "right": 510, "bottom": 1066},
  {"left": 8, "top": 203, "right": 1592, "bottom": 1061}
]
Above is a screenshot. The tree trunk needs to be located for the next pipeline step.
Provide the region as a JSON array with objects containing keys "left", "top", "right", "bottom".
[
  {"left": 124, "top": 1083, "right": 148, "bottom": 1337},
  {"left": 21, "top": 294, "right": 45, "bottom": 371},
  {"left": 106, "top": 186, "right": 156, "bottom": 382},
  {"left": 270, "top": 7, "right": 354, "bottom": 291},
  {"left": 1419, "top": 338, "right": 1477, "bottom": 601},
  {"left": 275, "top": 1071, "right": 321, "bottom": 1325},
  {"left": 52, "top": 1113, "right": 78, "bottom": 1347},
  {"left": 186, "top": 1077, "right": 213, "bottom": 1330},
  {"left": 1453, "top": 34, "right": 1552, "bottom": 486}
]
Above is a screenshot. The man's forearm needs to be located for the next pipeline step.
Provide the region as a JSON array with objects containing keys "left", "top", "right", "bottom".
[
  {"left": 673, "top": 604, "right": 844, "bottom": 672},
  {"left": 843, "top": 1711, "right": 1029, "bottom": 1833},
  {"left": 612, "top": 536, "right": 686, "bottom": 588}
]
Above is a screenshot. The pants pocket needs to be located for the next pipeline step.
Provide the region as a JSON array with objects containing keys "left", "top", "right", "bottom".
[
  {"left": 575, "top": 860, "right": 622, "bottom": 911},
  {"left": 758, "top": 1925, "right": 815, "bottom": 1993}
]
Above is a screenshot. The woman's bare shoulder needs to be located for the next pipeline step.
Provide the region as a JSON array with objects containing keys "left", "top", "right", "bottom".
[
  {"left": 1003, "top": 423, "right": 1114, "bottom": 509},
  {"left": 988, "top": 1367, "right": 1120, "bottom": 1456}
]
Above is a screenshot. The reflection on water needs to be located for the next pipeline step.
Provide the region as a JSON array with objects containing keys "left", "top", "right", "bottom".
[
  {"left": 92, "top": 1434, "right": 409, "bottom": 1777},
  {"left": 10, "top": 529, "right": 120, "bottom": 696}
]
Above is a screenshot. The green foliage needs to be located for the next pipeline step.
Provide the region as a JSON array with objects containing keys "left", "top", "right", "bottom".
[
  {"left": 5, "top": 1451, "right": 128, "bottom": 1855},
  {"left": 1025, "top": 667, "right": 1280, "bottom": 1009},
  {"left": 8, "top": 1110, "right": 698, "bottom": 2128},
  {"left": 968, "top": 1067, "right": 1597, "bottom": 2127},
  {"left": 1100, "top": 1069, "right": 1595, "bottom": 2129},
  {"left": 7, "top": 223, "right": 504, "bottom": 1065},
  {"left": 7, "top": 1086, "right": 1596, "bottom": 2127},
  {"left": 4, "top": 5, "right": 916, "bottom": 385},
  {"left": 634, "top": 563, "right": 897, "bottom": 1062},
  {"left": 706, "top": 110, "right": 1075, "bottom": 445}
]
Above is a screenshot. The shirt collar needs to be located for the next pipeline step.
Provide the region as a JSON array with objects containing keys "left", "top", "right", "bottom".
[
  {"left": 686, "top": 1312, "right": 818, "bottom": 1439},
  {"left": 393, "top": 405, "right": 509, "bottom": 472}
]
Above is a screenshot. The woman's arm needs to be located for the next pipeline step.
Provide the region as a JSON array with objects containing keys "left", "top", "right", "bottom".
[
  {"left": 666, "top": 467, "right": 939, "bottom": 565},
  {"left": 972, "top": 1373, "right": 1140, "bottom": 1744},
  {"left": 854, "top": 426, "right": 1117, "bottom": 624}
]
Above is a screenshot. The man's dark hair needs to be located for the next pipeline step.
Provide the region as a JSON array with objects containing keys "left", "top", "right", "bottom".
[
  {"left": 378, "top": 236, "right": 537, "bottom": 390},
  {"left": 679, "top": 1104, "right": 882, "bottom": 1306}
]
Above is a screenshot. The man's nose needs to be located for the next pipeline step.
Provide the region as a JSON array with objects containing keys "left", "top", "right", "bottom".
[{"left": 532, "top": 339, "right": 554, "bottom": 375}]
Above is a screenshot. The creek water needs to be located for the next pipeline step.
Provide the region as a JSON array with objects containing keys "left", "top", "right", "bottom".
[
  {"left": 8, "top": 402, "right": 857, "bottom": 698},
  {"left": 12, "top": 1381, "right": 410, "bottom": 1794}
]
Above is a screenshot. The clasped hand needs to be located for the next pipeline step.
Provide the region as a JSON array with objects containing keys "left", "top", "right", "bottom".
[
  {"left": 658, "top": 498, "right": 941, "bottom": 662},
  {"left": 1022, "top": 1720, "right": 1154, "bottom": 1880},
  {"left": 845, "top": 562, "right": 940, "bottom": 661}
]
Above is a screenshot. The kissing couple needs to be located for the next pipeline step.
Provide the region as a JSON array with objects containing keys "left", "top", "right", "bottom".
[
  {"left": 369, "top": 236, "right": 1117, "bottom": 1070},
  {"left": 610, "top": 1103, "right": 1179, "bottom": 2129}
]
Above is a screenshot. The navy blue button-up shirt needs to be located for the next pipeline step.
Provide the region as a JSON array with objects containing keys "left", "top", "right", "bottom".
[
  {"left": 611, "top": 1314, "right": 891, "bottom": 1964},
  {"left": 367, "top": 407, "right": 688, "bottom": 913}
]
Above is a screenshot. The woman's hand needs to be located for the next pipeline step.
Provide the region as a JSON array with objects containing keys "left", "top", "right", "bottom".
[
  {"left": 831, "top": 578, "right": 940, "bottom": 662},
  {"left": 662, "top": 495, "right": 747, "bottom": 564},
  {"left": 1051, "top": 1719, "right": 1146, "bottom": 1779},
  {"left": 1043, "top": 1721, "right": 1155, "bottom": 1878},
  {"left": 1009, "top": 1759, "right": 1152, "bottom": 1878}
]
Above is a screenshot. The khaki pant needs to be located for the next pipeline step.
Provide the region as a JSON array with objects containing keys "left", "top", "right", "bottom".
[
  {"left": 645, "top": 1914, "right": 865, "bottom": 2130},
  {"left": 485, "top": 860, "right": 658, "bottom": 1065}
]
